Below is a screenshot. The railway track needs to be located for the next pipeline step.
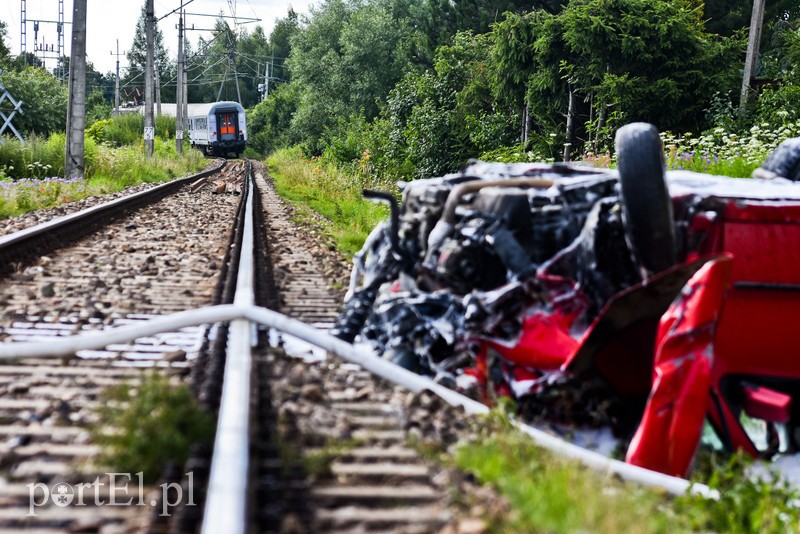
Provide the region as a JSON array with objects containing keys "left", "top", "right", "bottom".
[
  {"left": 0, "top": 161, "right": 488, "bottom": 533},
  {"left": 0, "top": 159, "right": 705, "bottom": 533},
  {"left": 0, "top": 162, "right": 240, "bottom": 531}
]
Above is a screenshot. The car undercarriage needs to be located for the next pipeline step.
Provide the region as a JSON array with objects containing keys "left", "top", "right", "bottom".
[{"left": 332, "top": 123, "right": 800, "bottom": 478}]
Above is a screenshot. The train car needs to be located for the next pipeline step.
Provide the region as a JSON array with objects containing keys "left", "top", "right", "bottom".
[{"left": 187, "top": 101, "right": 247, "bottom": 157}]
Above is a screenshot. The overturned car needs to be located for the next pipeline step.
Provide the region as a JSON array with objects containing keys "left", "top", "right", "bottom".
[{"left": 332, "top": 123, "right": 800, "bottom": 478}]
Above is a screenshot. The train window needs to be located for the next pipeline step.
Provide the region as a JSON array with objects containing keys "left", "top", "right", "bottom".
[{"left": 219, "top": 113, "right": 236, "bottom": 135}]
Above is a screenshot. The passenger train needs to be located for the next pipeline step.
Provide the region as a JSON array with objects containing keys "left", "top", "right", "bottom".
[{"left": 187, "top": 101, "right": 247, "bottom": 157}]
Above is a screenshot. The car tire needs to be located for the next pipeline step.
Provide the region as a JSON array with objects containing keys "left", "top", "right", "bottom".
[
  {"left": 615, "top": 122, "right": 676, "bottom": 275},
  {"left": 753, "top": 138, "right": 800, "bottom": 181}
]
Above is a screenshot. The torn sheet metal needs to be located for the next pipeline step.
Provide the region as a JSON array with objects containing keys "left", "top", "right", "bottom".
[{"left": 334, "top": 138, "right": 800, "bottom": 477}]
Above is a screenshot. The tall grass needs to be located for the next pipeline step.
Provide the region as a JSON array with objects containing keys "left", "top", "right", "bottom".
[
  {"left": 448, "top": 410, "right": 800, "bottom": 533},
  {"left": 87, "top": 114, "right": 177, "bottom": 147},
  {"left": 451, "top": 411, "right": 680, "bottom": 533},
  {"left": 267, "top": 147, "right": 395, "bottom": 257},
  {"left": 0, "top": 136, "right": 205, "bottom": 219}
]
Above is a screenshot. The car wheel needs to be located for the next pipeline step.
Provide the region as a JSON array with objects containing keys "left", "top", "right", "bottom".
[
  {"left": 753, "top": 138, "right": 800, "bottom": 181},
  {"left": 615, "top": 122, "right": 676, "bottom": 276}
]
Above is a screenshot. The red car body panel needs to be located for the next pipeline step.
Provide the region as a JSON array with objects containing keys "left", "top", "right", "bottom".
[
  {"left": 626, "top": 257, "right": 732, "bottom": 476},
  {"left": 625, "top": 193, "right": 800, "bottom": 472},
  {"left": 474, "top": 175, "right": 800, "bottom": 475},
  {"left": 480, "top": 311, "right": 581, "bottom": 371}
]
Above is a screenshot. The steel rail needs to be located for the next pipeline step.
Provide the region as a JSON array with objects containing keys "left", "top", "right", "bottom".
[
  {"left": 0, "top": 161, "right": 226, "bottom": 272},
  {"left": 201, "top": 164, "right": 255, "bottom": 534},
  {"left": 0, "top": 301, "right": 717, "bottom": 501}
]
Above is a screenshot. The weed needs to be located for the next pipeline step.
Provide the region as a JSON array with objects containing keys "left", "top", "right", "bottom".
[
  {"left": 449, "top": 411, "right": 682, "bottom": 533},
  {"left": 302, "top": 437, "right": 363, "bottom": 479},
  {"left": 91, "top": 373, "right": 215, "bottom": 484},
  {"left": 661, "top": 121, "right": 800, "bottom": 177},
  {"left": 677, "top": 453, "right": 800, "bottom": 533},
  {"left": 267, "top": 149, "right": 393, "bottom": 258},
  {"left": 0, "top": 138, "right": 205, "bottom": 220}
]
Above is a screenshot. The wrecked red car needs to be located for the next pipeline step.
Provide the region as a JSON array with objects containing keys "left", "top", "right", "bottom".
[{"left": 332, "top": 122, "right": 800, "bottom": 478}]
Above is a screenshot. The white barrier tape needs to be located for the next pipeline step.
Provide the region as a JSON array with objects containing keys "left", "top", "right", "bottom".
[
  {"left": 0, "top": 302, "right": 716, "bottom": 499},
  {"left": 0, "top": 304, "right": 244, "bottom": 358}
]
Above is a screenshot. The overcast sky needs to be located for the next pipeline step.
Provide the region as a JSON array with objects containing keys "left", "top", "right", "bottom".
[{"left": 2, "top": 0, "right": 314, "bottom": 75}]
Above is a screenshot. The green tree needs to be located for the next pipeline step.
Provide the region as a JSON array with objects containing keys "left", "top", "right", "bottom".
[
  {"left": 267, "top": 9, "right": 300, "bottom": 84},
  {"left": 561, "top": 0, "right": 742, "bottom": 133},
  {"left": 0, "top": 22, "right": 12, "bottom": 69},
  {"left": 287, "top": 0, "right": 353, "bottom": 150},
  {"left": 492, "top": 0, "right": 743, "bottom": 155},
  {"left": 86, "top": 90, "right": 112, "bottom": 125},
  {"left": 12, "top": 52, "right": 43, "bottom": 71},
  {"left": 179, "top": 19, "right": 272, "bottom": 108},
  {"left": 417, "top": 0, "right": 564, "bottom": 63},
  {"left": 235, "top": 25, "right": 270, "bottom": 107},
  {"left": 340, "top": 1, "right": 413, "bottom": 119},
  {"left": 704, "top": 0, "right": 799, "bottom": 37},
  {"left": 247, "top": 82, "right": 300, "bottom": 155},
  {"left": 0, "top": 67, "right": 68, "bottom": 137},
  {"left": 288, "top": 0, "right": 414, "bottom": 152},
  {"left": 379, "top": 31, "right": 517, "bottom": 178},
  {"left": 207, "top": 18, "right": 240, "bottom": 103}
]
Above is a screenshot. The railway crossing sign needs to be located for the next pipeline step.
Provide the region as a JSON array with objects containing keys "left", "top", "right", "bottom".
[{"left": 0, "top": 70, "right": 24, "bottom": 144}]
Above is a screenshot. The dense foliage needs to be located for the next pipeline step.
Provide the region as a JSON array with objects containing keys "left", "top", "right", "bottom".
[
  {"left": 0, "top": 0, "right": 799, "bottom": 179},
  {"left": 0, "top": 67, "right": 68, "bottom": 137},
  {"left": 240, "top": 0, "right": 798, "bottom": 181}
]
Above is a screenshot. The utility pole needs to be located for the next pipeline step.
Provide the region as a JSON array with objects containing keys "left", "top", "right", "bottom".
[
  {"left": 176, "top": 4, "right": 184, "bottom": 153},
  {"left": 144, "top": 0, "right": 155, "bottom": 157},
  {"left": 21, "top": 0, "right": 67, "bottom": 77},
  {"left": 155, "top": 60, "right": 162, "bottom": 115},
  {"left": 233, "top": 54, "right": 241, "bottom": 104},
  {"left": 740, "top": 0, "right": 767, "bottom": 110},
  {"left": 20, "top": 0, "right": 26, "bottom": 60},
  {"left": 112, "top": 39, "right": 122, "bottom": 116},
  {"left": 182, "top": 59, "right": 188, "bottom": 138},
  {"left": 262, "top": 63, "right": 269, "bottom": 100},
  {"left": 64, "top": 0, "right": 87, "bottom": 180}
]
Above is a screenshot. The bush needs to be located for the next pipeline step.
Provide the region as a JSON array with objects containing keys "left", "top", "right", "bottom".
[
  {"left": 0, "top": 67, "right": 68, "bottom": 137},
  {"left": 92, "top": 373, "right": 214, "bottom": 483},
  {"left": 87, "top": 114, "right": 177, "bottom": 148},
  {"left": 754, "top": 85, "right": 800, "bottom": 127},
  {"left": 242, "top": 147, "right": 264, "bottom": 159},
  {"left": 156, "top": 114, "right": 176, "bottom": 140},
  {"left": 246, "top": 83, "right": 301, "bottom": 156},
  {"left": 321, "top": 115, "right": 371, "bottom": 165},
  {"left": 0, "top": 135, "right": 67, "bottom": 179},
  {"left": 88, "top": 114, "right": 142, "bottom": 146}
]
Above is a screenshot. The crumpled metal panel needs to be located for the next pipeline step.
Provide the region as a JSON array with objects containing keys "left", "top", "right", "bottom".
[{"left": 626, "top": 256, "right": 732, "bottom": 477}]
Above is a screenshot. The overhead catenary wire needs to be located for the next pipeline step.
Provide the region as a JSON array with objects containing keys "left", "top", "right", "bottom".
[{"left": 109, "top": 11, "right": 281, "bottom": 103}]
